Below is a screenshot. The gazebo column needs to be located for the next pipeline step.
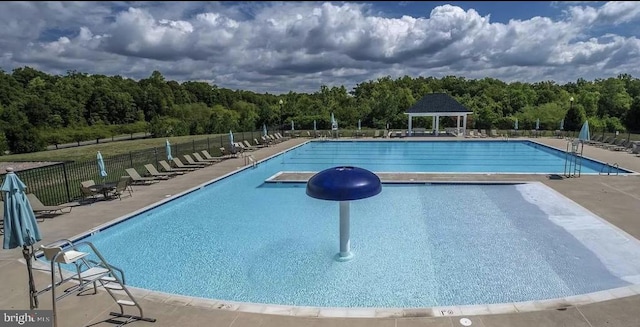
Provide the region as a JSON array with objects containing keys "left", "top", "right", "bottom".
[
  {"left": 456, "top": 116, "right": 461, "bottom": 137},
  {"left": 408, "top": 114, "right": 412, "bottom": 136},
  {"left": 435, "top": 115, "right": 440, "bottom": 136},
  {"left": 463, "top": 114, "right": 468, "bottom": 136},
  {"left": 432, "top": 116, "right": 436, "bottom": 134}
]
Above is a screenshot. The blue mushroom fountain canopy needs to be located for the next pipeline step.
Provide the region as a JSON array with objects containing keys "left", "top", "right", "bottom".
[{"left": 306, "top": 166, "right": 382, "bottom": 201}]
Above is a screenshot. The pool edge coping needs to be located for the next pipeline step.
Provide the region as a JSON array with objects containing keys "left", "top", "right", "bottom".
[{"left": 110, "top": 283, "right": 640, "bottom": 318}]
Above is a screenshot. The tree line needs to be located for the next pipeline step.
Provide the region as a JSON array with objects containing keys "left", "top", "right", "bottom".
[{"left": 1, "top": 66, "right": 639, "bottom": 154}]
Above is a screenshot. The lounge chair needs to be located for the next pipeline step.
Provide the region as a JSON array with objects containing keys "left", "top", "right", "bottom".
[
  {"left": 125, "top": 168, "right": 161, "bottom": 185},
  {"left": 219, "top": 147, "right": 239, "bottom": 158},
  {"left": 373, "top": 130, "right": 381, "bottom": 138},
  {"left": 192, "top": 152, "right": 222, "bottom": 163},
  {"left": 172, "top": 158, "right": 203, "bottom": 169},
  {"left": 145, "top": 164, "right": 182, "bottom": 177},
  {"left": 201, "top": 150, "right": 228, "bottom": 160},
  {"left": 183, "top": 154, "right": 211, "bottom": 166},
  {"left": 253, "top": 138, "right": 268, "bottom": 148},
  {"left": 26, "top": 193, "right": 74, "bottom": 215},
  {"left": 159, "top": 160, "right": 195, "bottom": 172},
  {"left": 237, "top": 142, "right": 257, "bottom": 152},
  {"left": 244, "top": 140, "right": 261, "bottom": 150},
  {"left": 260, "top": 136, "right": 274, "bottom": 145}
]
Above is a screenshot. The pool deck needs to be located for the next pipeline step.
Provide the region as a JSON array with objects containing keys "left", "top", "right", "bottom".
[{"left": 2, "top": 136, "right": 640, "bottom": 327}]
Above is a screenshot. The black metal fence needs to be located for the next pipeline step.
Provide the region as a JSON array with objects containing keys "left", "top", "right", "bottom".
[{"left": 1, "top": 131, "right": 264, "bottom": 206}]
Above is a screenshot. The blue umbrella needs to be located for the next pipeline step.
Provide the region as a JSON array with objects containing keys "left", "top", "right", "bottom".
[
  {"left": 514, "top": 118, "right": 519, "bottom": 130},
  {"left": 535, "top": 118, "right": 540, "bottom": 130},
  {"left": 97, "top": 151, "right": 107, "bottom": 181},
  {"left": 165, "top": 139, "right": 173, "bottom": 161},
  {"left": 578, "top": 120, "right": 590, "bottom": 143},
  {"left": 263, "top": 124, "right": 268, "bottom": 137},
  {"left": 560, "top": 119, "right": 564, "bottom": 130},
  {"left": 229, "top": 130, "right": 234, "bottom": 147},
  {"left": 2, "top": 167, "right": 42, "bottom": 309}
]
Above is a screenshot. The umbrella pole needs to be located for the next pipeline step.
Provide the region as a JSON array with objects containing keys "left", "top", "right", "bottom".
[{"left": 23, "top": 246, "right": 39, "bottom": 309}]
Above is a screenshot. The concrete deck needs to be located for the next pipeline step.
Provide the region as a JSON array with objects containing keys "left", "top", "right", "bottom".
[{"left": 2, "top": 136, "right": 640, "bottom": 327}]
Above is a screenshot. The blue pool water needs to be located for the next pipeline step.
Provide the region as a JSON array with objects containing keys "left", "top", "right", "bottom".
[
  {"left": 68, "top": 140, "right": 640, "bottom": 308},
  {"left": 280, "top": 140, "right": 629, "bottom": 174}
]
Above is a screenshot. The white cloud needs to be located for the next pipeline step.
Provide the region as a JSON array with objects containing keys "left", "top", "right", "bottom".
[{"left": 1, "top": 1, "right": 640, "bottom": 93}]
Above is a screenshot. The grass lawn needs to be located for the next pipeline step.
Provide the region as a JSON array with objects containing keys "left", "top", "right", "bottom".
[{"left": 0, "top": 133, "right": 229, "bottom": 162}]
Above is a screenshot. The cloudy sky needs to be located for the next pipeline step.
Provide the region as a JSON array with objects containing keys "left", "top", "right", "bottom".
[{"left": 1, "top": 1, "right": 640, "bottom": 94}]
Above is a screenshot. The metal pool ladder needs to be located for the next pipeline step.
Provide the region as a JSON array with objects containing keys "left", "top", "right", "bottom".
[
  {"left": 37, "top": 239, "right": 156, "bottom": 327},
  {"left": 599, "top": 162, "right": 620, "bottom": 176},
  {"left": 244, "top": 154, "right": 257, "bottom": 168},
  {"left": 564, "top": 140, "right": 583, "bottom": 178}
]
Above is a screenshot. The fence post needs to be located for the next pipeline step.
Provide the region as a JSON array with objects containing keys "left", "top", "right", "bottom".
[
  {"left": 62, "top": 162, "right": 72, "bottom": 203},
  {"left": 193, "top": 140, "right": 196, "bottom": 153},
  {"left": 207, "top": 137, "right": 210, "bottom": 153},
  {"left": 129, "top": 151, "right": 133, "bottom": 168},
  {"left": 154, "top": 148, "right": 159, "bottom": 169}
]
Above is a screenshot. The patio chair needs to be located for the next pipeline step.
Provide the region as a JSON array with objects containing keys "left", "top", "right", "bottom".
[
  {"left": 172, "top": 158, "right": 204, "bottom": 170},
  {"left": 26, "top": 193, "right": 74, "bottom": 215},
  {"left": 490, "top": 130, "right": 498, "bottom": 137},
  {"left": 80, "top": 180, "right": 101, "bottom": 202},
  {"left": 183, "top": 154, "right": 211, "bottom": 166},
  {"left": 145, "top": 163, "right": 182, "bottom": 177},
  {"left": 192, "top": 152, "right": 222, "bottom": 163},
  {"left": 159, "top": 160, "right": 196, "bottom": 172},
  {"left": 111, "top": 176, "right": 133, "bottom": 200},
  {"left": 373, "top": 130, "right": 381, "bottom": 138},
  {"left": 125, "top": 168, "right": 161, "bottom": 185}
]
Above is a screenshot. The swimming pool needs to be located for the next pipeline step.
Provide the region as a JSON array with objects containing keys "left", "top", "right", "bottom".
[
  {"left": 281, "top": 140, "right": 630, "bottom": 174},
  {"left": 67, "top": 140, "right": 640, "bottom": 308}
]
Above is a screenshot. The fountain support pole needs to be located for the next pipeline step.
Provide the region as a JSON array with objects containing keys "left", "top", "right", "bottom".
[{"left": 339, "top": 201, "right": 352, "bottom": 260}]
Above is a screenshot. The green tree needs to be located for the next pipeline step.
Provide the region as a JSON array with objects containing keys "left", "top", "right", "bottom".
[
  {"left": 564, "top": 103, "right": 586, "bottom": 131},
  {"left": 624, "top": 96, "right": 640, "bottom": 132}
]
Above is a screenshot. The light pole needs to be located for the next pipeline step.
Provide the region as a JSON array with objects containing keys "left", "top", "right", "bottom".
[
  {"left": 279, "top": 99, "right": 284, "bottom": 136},
  {"left": 569, "top": 96, "right": 574, "bottom": 137}
]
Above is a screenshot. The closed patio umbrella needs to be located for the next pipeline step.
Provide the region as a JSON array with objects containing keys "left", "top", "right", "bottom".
[
  {"left": 165, "top": 139, "right": 173, "bottom": 161},
  {"left": 263, "top": 124, "right": 267, "bottom": 137},
  {"left": 97, "top": 151, "right": 107, "bottom": 182},
  {"left": 578, "top": 120, "right": 590, "bottom": 143},
  {"left": 560, "top": 119, "right": 564, "bottom": 130},
  {"left": 514, "top": 118, "right": 519, "bottom": 130},
  {"left": 2, "top": 167, "right": 42, "bottom": 309},
  {"left": 291, "top": 120, "right": 295, "bottom": 131},
  {"left": 536, "top": 118, "right": 540, "bottom": 130},
  {"left": 229, "top": 130, "right": 234, "bottom": 147},
  {"left": 358, "top": 119, "right": 361, "bottom": 130}
]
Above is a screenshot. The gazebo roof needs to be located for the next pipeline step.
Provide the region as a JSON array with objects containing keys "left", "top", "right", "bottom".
[{"left": 405, "top": 93, "right": 472, "bottom": 114}]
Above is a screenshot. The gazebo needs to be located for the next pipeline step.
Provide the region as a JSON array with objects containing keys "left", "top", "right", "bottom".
[{"left": 405, "top": 93, "right": 473, "bottom": 136}]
